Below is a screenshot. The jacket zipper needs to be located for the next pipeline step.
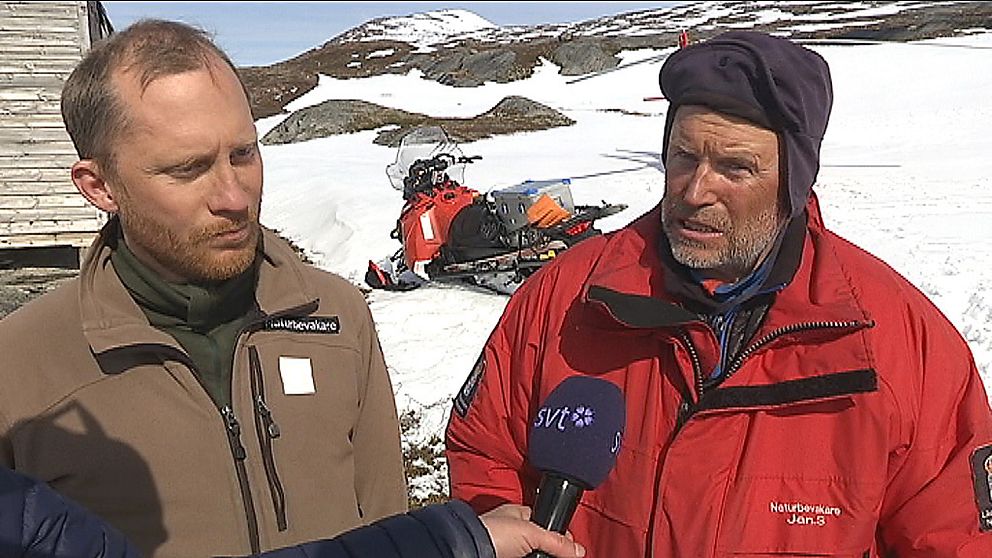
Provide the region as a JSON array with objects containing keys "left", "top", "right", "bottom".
[
  {"left": 248, "top": 345, "right": 288, "bottom": 531},
  {"left": 674, "top": 320, "right": 871, "bottom": 430},
  {"left": 674, "top": 333, "right": 703, "bottom": 432},
  {"left": 219, "top": 302, "right": 315, "bottom": 538},
  {"left": 216, "top": 300, "right": 316, "bottom": 542},
  {"left": 723, "top": 320, "right": 871, "bottom": 380},
  {"left": 221, "top": 405, "right": 260, "bottom": 555}
]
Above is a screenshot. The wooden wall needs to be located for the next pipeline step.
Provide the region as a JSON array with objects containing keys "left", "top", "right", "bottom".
[{"left": 0, "top": 1, "right": 106, "bottom": 249}]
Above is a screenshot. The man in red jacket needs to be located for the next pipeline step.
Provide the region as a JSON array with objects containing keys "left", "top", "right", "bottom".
[{"left": 445, "top": 31, "right": 992, "bottom": 556}]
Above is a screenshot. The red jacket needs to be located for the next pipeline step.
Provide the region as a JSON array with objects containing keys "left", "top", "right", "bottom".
[{"left": 446, "top": 197, "right": 992, "bottom": 557}]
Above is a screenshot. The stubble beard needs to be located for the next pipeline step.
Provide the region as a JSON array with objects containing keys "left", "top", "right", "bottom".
[
  {"left": 661, "top": 200, "right": 784, "bottom": 281},
  {"left": 117, "top": 198, "right": 261, "bottom": 283}
]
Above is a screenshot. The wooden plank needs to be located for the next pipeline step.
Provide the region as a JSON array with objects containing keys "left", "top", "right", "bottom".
[
  {"left": 0, "top": 122, "right": 69, "bottom": 131},
  {"left": 0, "top": 154, "right": 76, "bottom": 169},
  {"left": 0, "top": 167, "right": 73, "bottom": 182},
  {"left": 0, "top": 16, "right": 78, "bottom": 27},
  {"left": 0, "top": 166, "right": 76, "bottom": 179},
  {"left": 0, "top": 206, "right": 99, "bottom": 220},
  {"left": 0, "top": 44, "right": 81, "bottom": 56},
  {"left": 0, "top": 114, "right": 67, "bottom": 127},
  {"left": 0, "top": 20, "right": 78, "bottom": 32},
  {"left": 0, "top": 26, "right": 80, "bottom": 39},
  {"left": 0, "top": 112, "right": 68, "bottom": 124},
  {"left": 0, "top": 72, "right": 71, "bottom": 88},
  {"left": 0, "top": 3, "right": 79, "bottom": 19},
  {"left": 0, "top": 147, "right": 77, "bottom": 158},
  {"left": 0, "top": 193, "right": 90, "bottom": 210},
  {"left": 0, "top": 231, "right": 98, "bottom": 249},
  {"left": 0, "top": 43, "right": 78, "bottom": 53},
  {"left": 0, "top": 12, "right": 79, "bottom": 23},
  {"left": 0, "top": 90, "right": 62, "bottom": 102},
  {"left": 0, "top": 217, "right": 104, "bottom": 235},
  {"left": 78, "top": 0, "right": 92, "bottom": 49},
  {"left": 0, "top": 15, "right": 79, "bottom": 29},
  {"left": 0, "top": 11, "right": 78, "bottom": 22},
  {"left": 0, "top": 128, "right": 73, "bottom": 143},
  {"left": 0, "top": 127, "right": 72, "bottom": 141},
  {"left": 1, "top": 51, "right": 81, "bottom": 63},
  {"left": 0, "top": 34, "right": 80, "bottom": 47},
  {"left": 0, "top": 59, "right": 81, "bottom": 73},
  {"left": 0, "top": 142, "right": 78, "bottom": 157},
  {"left": 0, "top": 89, "right": 61, "bottom": 101},
  {"left": 0, "top": 28, "right": 79, "bottom": 40},
  {"left": 0, "top": 25, "right": 79, "bottom": 40},
  {"left": 0, "top": 99, "right": 63, "bottom": 115},
  {"left": 0, "top": 180, "right": 76, "bottom": 196}
]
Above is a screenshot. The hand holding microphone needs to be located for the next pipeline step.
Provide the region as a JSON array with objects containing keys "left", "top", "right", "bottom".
[
  {"left": 525, "top": 376, "right": 626, "bottom": 558},
  {"left": 480, "top": 504, "right": 586, "bottom": 558}
]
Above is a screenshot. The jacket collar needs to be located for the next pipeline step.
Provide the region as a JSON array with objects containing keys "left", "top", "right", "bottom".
[
  {"left": 79, "top": 219, "right": 320, "bottom": 355},
  {"left": 582, "top": 193, "right": 871, "bottom": 332}
]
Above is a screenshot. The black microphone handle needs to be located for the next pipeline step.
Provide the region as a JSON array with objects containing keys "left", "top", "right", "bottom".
[{"left": 526, "top": 473, "right": 585, "bottom": 558}]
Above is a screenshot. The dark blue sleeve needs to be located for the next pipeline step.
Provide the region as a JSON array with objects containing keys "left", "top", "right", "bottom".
[
  {"left": 0, "top": 466, "right": 139, "bottom": 558},
  {"left": 256, "top": 500, "right": 495, "bottom": 558}
]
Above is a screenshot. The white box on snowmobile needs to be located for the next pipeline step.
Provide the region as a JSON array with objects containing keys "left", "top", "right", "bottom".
[{"left": 492, "top": 179, "right": 575, "bottom": 232}]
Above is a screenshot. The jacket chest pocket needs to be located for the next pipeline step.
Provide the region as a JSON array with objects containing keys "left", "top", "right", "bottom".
[
  {"left": 247, "top": 337, "right": 362, "bottom": 436},
  {"left": 715, "top": 476, "right": 881, "bottom": 557}
]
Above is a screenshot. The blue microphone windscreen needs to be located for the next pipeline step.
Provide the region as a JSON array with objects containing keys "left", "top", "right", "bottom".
[{"left": 527, "top": 376, "right": 625, "bottom": 489}]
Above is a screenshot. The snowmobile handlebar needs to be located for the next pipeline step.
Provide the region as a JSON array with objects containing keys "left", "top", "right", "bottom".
[{"left": 402, "top": 153, "right": 481, "bottom": 200}]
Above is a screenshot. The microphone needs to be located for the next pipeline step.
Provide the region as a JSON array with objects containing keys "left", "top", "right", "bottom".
[{"left": 526, "top": 376, "right": 625, "bottom": 558}]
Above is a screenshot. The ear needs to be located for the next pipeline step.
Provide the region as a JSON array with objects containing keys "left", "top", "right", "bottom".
[{"left": 71, "top": 159, "right": 120, "bottom": 213}]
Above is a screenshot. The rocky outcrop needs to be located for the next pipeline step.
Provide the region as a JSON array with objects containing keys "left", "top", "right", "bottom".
[
  {"left": 422, "top": 48, "right": 520, "bottom": 86},
  {"left": 0, "top": 267, "right": 77, "bottom": 318},
  {"left": 261, "top": 100, "right": 421, "bottom": 145},
  {"left": 378, "top": 95, "right": 575, "bottom": 146},
  {"left": 261, "top": 96, "right": 575, "bottom": 147},
  {"left": 550, "top": 39, "right": 619, "bottom": 76}
]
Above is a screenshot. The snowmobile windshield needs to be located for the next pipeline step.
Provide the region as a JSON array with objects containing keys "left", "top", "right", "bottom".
[{"left": 386, "top": 126, "right": 466, "bottom": 191}]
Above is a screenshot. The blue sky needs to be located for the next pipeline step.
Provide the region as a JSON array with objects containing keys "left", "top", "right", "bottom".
[{"left": 102, "top": 2, "right": 682, "bottom": 67}]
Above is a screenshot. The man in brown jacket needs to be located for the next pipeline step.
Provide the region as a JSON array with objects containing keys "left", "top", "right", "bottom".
[{"left": 0, "top": 20, "right": 408, "bottom": 557}]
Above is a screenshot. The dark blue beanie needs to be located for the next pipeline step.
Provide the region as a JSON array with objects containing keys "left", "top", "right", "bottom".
[{"left": 659, "top": 31, "right": 833, "bottom": 218}]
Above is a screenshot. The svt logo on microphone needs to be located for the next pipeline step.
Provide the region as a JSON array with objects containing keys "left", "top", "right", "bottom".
[{"left": 534, "top": 405, "right": 596, "bottom": 431}]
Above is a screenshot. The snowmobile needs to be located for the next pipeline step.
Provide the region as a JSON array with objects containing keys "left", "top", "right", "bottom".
[{"left": 366, "top": 126, "right": 626, "bottom": 294}]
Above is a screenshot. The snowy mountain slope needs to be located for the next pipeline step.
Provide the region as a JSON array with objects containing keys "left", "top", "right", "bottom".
[
  {"left": 242, "top": 1, "right": 992, "bottom": 119},
  {"left": 341, "top": 2, "right": 986, "bottom": 46},
  {"left": 331, "top": 9, "right": 497, "bottom": 52}
]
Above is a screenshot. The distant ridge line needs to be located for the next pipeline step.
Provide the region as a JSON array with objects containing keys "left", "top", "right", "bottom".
[
  {"left": 797, "top": 37, "right": 992, "bottom": 50},
  {"left": 567, "top": 35, "right": 992, "bottom": 85}
]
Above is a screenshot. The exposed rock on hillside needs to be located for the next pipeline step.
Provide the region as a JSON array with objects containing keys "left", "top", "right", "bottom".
[
  {"left": 0, "top": 268, "right": 77, "bottom": 318},
  {"left": 240, "top": 39, "right": 416, "bottom": 119},
  {"left": 422, "top": 47, "right": 520, "bottom": 87},
  {"left": 550, "top": 39, "right": 619, "bottom": 76},
  {"left": 261, "top": 95, "right": 574, "bottom": 147},
  {"left": 261, "top": 99, "right": 417, "bottom": 145},
  {"left": 241, "top": 1, "right": 992, "bottom": 120}
]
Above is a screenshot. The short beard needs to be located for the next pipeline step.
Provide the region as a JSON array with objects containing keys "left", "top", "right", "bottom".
[
  {"left": 661, "top": 202, "right": 784, "bottom": 281},
  {"left": 116, "top": 195, "right": 260, "bottom": 283}
]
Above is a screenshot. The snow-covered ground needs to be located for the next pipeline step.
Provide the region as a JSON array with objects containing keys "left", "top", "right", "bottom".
[{"left": 257, "top": 32, "right": 992, "bottom": 447}]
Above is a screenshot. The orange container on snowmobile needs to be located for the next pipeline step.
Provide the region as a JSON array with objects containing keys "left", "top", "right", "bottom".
[{"left": 399, "top": 180, "right": 478, "bottom": 274}]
